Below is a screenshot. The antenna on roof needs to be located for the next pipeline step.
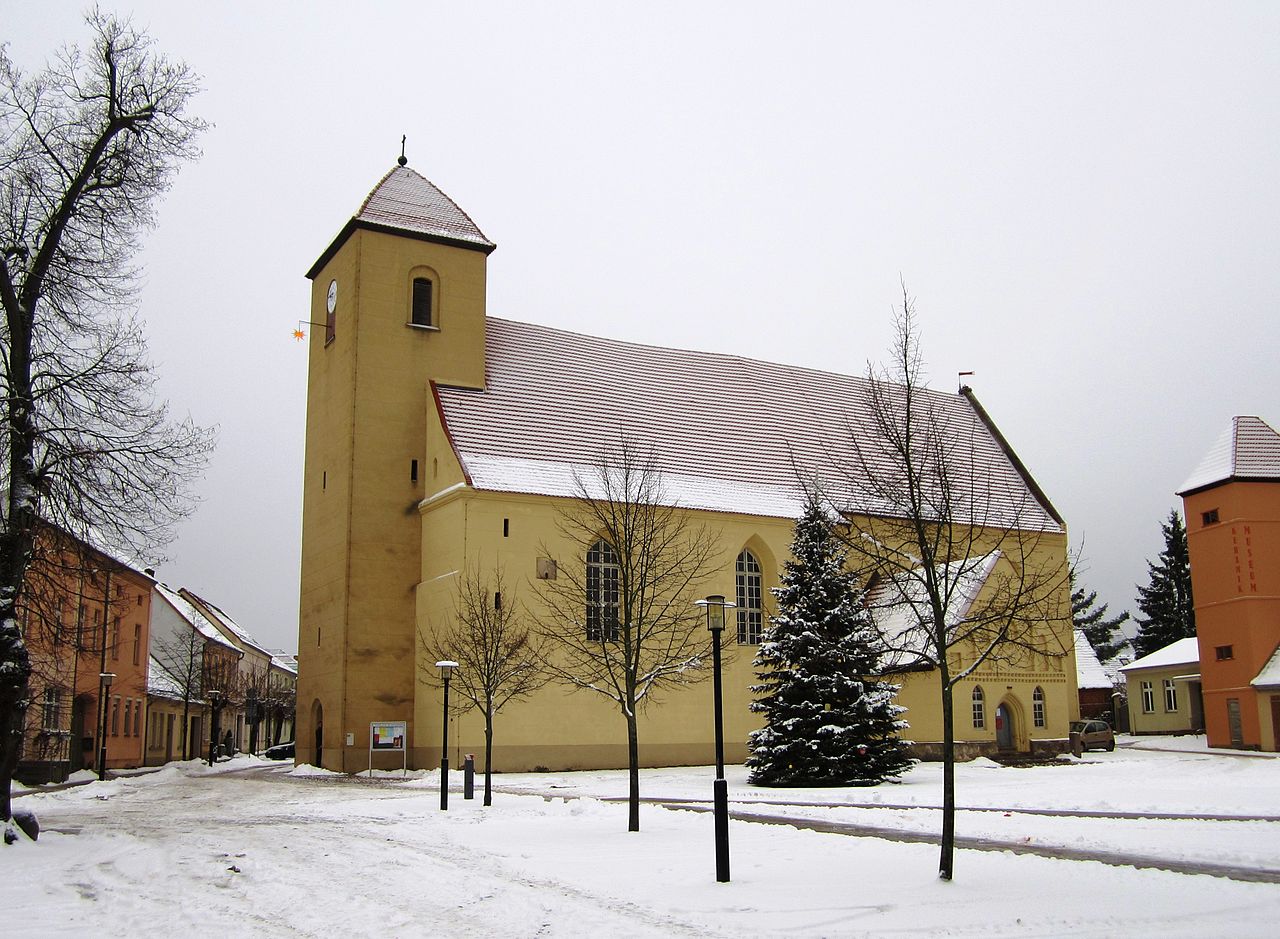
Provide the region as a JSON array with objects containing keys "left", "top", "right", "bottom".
[
  {"left": 398, "top": 135, "right": 408, "bottom": 167},
  {"left": 958, "top": 370, "right": 974, "bottom": 392}
]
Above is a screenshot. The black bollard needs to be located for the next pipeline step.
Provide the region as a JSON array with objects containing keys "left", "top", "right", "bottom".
[{"left": 463, "top": 753, "right": 475, "bottom": 800}]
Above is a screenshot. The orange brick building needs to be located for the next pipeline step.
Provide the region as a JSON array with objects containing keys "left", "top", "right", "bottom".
[
  {"left": 18, "top": 527, "right": 154, "bottom": 782},
  {"left": 1178, "top": 416, "right": 1280, "bottom": 751}
]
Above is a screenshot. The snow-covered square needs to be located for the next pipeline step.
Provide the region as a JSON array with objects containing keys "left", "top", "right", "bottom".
[{"left": 6, "top": 737, "right": 1279, "bottom": 937}]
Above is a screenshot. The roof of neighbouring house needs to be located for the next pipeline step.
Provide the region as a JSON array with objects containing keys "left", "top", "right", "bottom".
[
  {"left": 146, "top": 654, "right": 187, "bottom": 700},
  {"left": 1118, "top": 637, "right": 1200, "bottom": 673},
  {"left": 431, "top": 318, "right": 1063, "bottom": 531},
  {"left": 179, "top": 588, "right": 274, "bottom": 659},
  {"left": 1252, "top": 643, "right": 1280, "bottom": 690},
  {"left": 307, "top": 165, "right": 496, "bottom": 277},
  {"left": 1178, "top": 416, "right": 1280, "bottom": 495},
  {"left": 1074, "top": 629, "right": 1114, "bottom": 689},
  {"left": 154, "top": 583, "right": 239, "bottom": 652}
]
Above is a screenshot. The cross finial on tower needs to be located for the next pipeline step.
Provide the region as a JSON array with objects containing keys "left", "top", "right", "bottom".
[{"left": 398, "top": 135, "right": 408, "bottom": 167}]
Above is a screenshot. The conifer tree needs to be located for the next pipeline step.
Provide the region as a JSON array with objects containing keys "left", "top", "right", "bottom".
[
  {"left": 747, "top": 496, "right": 913, "bottom": 786},
  {"left": 1071, "top": 571, "right": 1130, "bottom": 662},
  {"left": 1133, "top": 510, "right": 1195, "bottom": 658}
]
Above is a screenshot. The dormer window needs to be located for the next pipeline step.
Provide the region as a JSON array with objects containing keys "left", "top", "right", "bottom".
[{"left": 411, "top": 277, "right": 433, "bottom": 327}]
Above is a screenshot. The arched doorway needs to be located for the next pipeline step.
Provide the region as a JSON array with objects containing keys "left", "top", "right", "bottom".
[
  {"left": 996, "top": 702, "right": 1016, "bottom": 751},
  {"left": 311, "top": 699, "right": 324, "bottom": 769}
]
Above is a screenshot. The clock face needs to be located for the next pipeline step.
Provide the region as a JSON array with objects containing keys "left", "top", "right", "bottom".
[{"left": 326, "top": 279, "right": 338, "bottom": 315}]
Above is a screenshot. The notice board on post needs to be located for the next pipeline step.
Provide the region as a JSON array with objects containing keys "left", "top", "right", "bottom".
[{"left": 369, "top": 720, "right": 408, "bottom": 777}]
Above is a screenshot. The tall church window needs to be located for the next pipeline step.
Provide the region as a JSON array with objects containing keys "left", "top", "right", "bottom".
[
  {"left": 736, "top": 549, "right": 763, "bottom": 644},
  {"left": 586, "top": 540, "right": 620, "bottom": 642},
  {"left": 1033, "top": 686, "right": 1045, "bottom": 728},
  {"left": 971, "top": 686, "right": 986, "bottom": 729},
  {"left": 411, "top": 277, "right": 434, "bottom": 327}
]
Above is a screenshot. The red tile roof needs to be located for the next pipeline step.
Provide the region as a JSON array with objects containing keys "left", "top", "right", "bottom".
[
  {"left": 1178, "top": 416, "right": 1280, "bottom": 495},
  {"left": 433, "top": 319, "right": 1062, "bottom": 532}
]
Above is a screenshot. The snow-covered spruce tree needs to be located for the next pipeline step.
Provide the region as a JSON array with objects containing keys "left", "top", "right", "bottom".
[
  {"left": 1133, "top": 510, "right": 1195, "bottom": 658},
  {"left": 1071, "top": 569, "right": 1130, "bottom": 663},
  {"left": 747, "top": 496, "right": 913, "bottom": 786}
]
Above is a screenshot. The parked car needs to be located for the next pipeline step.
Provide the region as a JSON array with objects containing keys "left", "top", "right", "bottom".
[
  {"left": 263, "top": 740, "right": 295, "bottom": 760},
  {"left": 1069, "top": 720, "right": 1115, "bottom": 753}
]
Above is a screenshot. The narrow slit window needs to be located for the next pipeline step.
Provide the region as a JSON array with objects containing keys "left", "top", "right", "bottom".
[
  {"left": 412, "top": 277, "right": 433, "bottom": 327},
  {"left": 411, "top": 459, "right": 419, "bottom": 483},
  {"left": 503, "top": 518, "right": 509, "bottom": 538}
]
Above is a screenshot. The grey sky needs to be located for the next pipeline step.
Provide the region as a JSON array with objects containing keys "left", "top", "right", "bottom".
[{"left": 7, "top": 3, "right": 1278, "bottom": 653}]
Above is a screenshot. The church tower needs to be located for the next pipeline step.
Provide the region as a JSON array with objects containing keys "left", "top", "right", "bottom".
[{"left": 296, "top": 160, "right": 495, "bottom": 771}]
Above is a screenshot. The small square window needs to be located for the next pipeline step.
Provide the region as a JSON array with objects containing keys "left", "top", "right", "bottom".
[
  {"left": 1215, "top": 645, "right": 1234, "bottom": 661},
  {"left": 1202, "top": 509, "right": 1219, "bottom": 526}
]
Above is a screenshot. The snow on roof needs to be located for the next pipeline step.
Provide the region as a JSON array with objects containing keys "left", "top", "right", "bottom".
[
  {"left": 1251, "top": 643, "right": 1280, "bottom": 690},
  {"left": 1074, "top": 629, "right": 1114, "bottom": 689},
  {"left": 865, "top": 551, "right": 1001, "bottom": 667},
  {"left": 1119, "top": 637, "right": 1200, "bottom": 673},
  {"left": 153, "top": 583, "right": 239, "bottom": 652},
  {"left": 354, "top": 165, "right": 494, "bottom": 250},
  {"left": 146, "top": 655, "right": 186, "bottom": 700},
  {"left": 434, "top": 319, "right": 1062, "bottom": 531},
  {"left": 269, "top": 650, "right": 298, "bottom": 675},
  {"left": 179, "top": 588, "right": 274, "bottom": 658},
  {"left": 1178, "top": 416, "right": 1280, "bottom": 495}
]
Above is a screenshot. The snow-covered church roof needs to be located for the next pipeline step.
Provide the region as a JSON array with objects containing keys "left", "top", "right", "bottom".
[
  {"left": 1178, "top": 416, "right": 1280, "bottom": 496},
  {"left": 307, "top": 164, "right": 495, "bottom": 278},
  {"left": 432, "top": 319, "right": 1064, "bottom": 532}
]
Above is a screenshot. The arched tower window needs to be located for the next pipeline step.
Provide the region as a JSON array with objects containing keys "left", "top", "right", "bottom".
[
  {"left": 1033, "top": 686, "right": 1046, "bottom": 728},
  {"left": 587, "top": 540, "right": 620, "bottom": 642},
  {"left": 736, "top": 549, "right": 763, "bottom": 644},
  {"left": 972, "top": 686, "right": 986, "bottom": 729},
  {"left": 411, "top": 276, "right": 434, "bottom": 327}
]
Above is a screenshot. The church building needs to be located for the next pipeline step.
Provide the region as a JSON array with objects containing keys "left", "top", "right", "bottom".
[{"left": 295, "top": 161, "right": 1077, "bottom": 774}]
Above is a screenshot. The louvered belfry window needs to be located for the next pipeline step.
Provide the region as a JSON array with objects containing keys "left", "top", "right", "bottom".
[
  {"left": 412, "top": 277, "right": 433, "bottom": 327},
  {"left": 736, "top": 550, "right": 763, "bottom": 644},
  {"left": 586, "top": 540, "right": 620, "bottom": 641}
]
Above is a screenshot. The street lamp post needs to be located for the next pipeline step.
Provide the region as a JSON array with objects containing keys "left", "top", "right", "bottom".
[
  {"left": 208, "top": 689, "right": 223, "bottom": 766},
  {"left": 436, "top": 660, "right": 458, "bottom": 810},
  {"left": 97, "top": 672, "right": 115, "bottom": 781},
  {"left": 696, "top": 594, "right": 735, "bottom": 883}
]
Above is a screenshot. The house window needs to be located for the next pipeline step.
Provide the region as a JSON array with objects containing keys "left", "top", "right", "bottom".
[
  {"left": 133, "top": 624, "right": 142, "bottom": 665},
  {"left": 124, "top": 699, "right": 132, "bottom": 736},
  {"left": 411, "top": 277, "right": 434, "bottom": 327},
  {"left": 1202, "top": 508, "right": 1219, "bottom": 526},
  {"left": 111, "top": 618, "right": 120, "bottom": 660},
  {"left": 735, "top": 549, "right": 763, "bottom": 645},
  {"left": 134, "top": 699, "right": 142, "bottom": 736},
  {"left": 1163, "top": 679, "right": 1178, "bottom": 712},
  {"left": 972, "top": 686, "right": 985, "bottom": 729},
  {"left": 111, "top": 697, "right": 120, "bottom": 735},
  {"left": 1141, "top": 680, "right": 1155, "bottom": 713},
  {"left": 1215, "top": 645, "right": 1234, "bottom": 661},
  {"left": 586, "top": 540, "right": 620, "bottom": 642},
  {"left": 41, "top": 687, "right": 60, "bottom": 731},
  {"left": 1032, "top": 686, "right": 1045, "bottom": 728}
]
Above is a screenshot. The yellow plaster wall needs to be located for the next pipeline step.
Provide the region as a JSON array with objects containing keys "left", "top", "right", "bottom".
[
  {"left": 406, "top": 489, "right": 1076, "bottom": 772},
  {"left": 297, "top": 227, "right": 489, "bottom": 771}
]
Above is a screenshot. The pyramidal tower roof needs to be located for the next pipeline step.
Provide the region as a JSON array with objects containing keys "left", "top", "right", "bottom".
[
  {"left": 1178, "top": 415, "right": 1280, "bottom": 495},
  {"left": 307, "top": 163, "right": 495, "bottom": 279}
]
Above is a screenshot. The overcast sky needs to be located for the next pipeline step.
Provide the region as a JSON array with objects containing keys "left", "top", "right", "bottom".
[{"left": 7, "top": 3, "right": 1279, "bottom": 653}]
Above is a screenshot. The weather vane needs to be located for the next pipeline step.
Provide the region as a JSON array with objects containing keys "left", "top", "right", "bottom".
[{"left": 398, "top": 135, "right": 407, "bottom": 167}]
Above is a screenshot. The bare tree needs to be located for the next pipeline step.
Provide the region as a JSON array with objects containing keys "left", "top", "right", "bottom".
[
  {"left": 200, "top": 650, "right": 241, "bottom": 765},
  {"left": 836, "top": 290, "right": 1070, "bottom": 881},
  {"left": 150, "top": 622, "right": 207, "bottom": 761},
  {"left": 535, "top": 442, "right": 720, "bottom": 831},
  {"left": 264, "top": 670, "right": 295, "bottom": 748},
  {"left": 420, "top": 567, "right": 547, "bottom": 806},
  {"left": 0, "top": 12, "right": 213, "bottom": 822}
]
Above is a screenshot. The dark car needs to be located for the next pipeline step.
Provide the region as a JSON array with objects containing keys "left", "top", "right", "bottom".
[
  {"left": 263, "top": 740, "right": 295, "bottom": 760},
  {"left": 1069, "top": 720, "right": 1115, "bottom": 753}
]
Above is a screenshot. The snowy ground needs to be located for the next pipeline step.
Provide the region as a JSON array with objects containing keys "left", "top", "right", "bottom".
[{"left": 5, "top": 736, "right": 1280, "bottom": 937}]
